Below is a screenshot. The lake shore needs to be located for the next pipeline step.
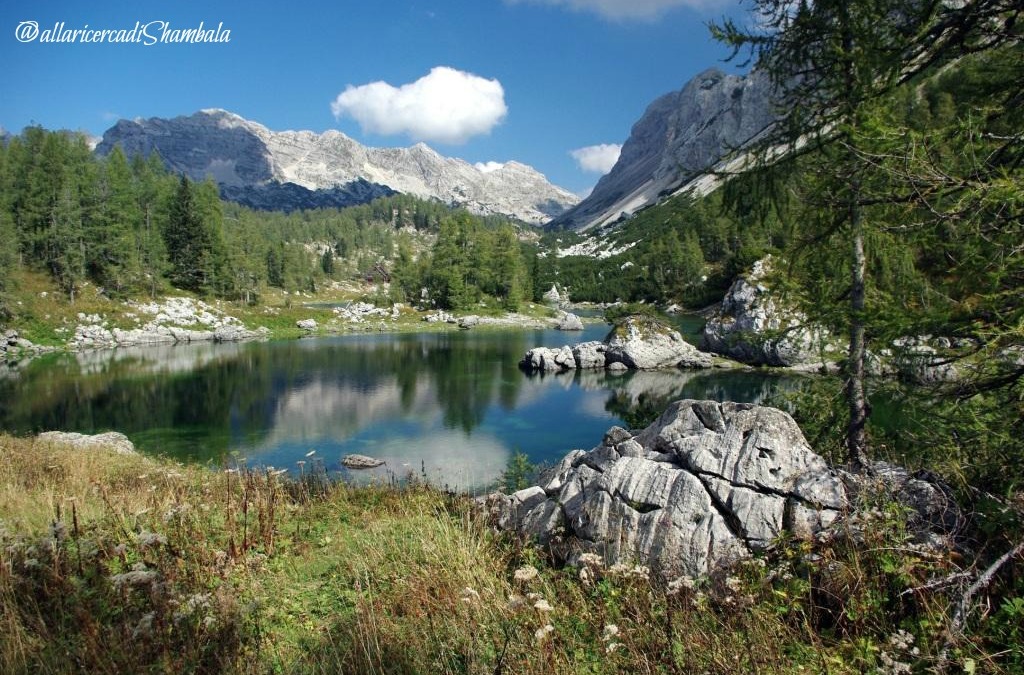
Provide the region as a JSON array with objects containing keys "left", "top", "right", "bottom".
[{"left": 0, "top": 425, "right": 998, "bottom": 674}]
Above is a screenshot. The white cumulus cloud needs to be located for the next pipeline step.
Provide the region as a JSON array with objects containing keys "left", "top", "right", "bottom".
[
  {"left": 331, "top": 66, "right": 508, "bottom": 145},
  {"left": 474, "top": 161, "right": 505, "bottom": 173},
  {"left": 507, "top": 0, "right": 719, "bottom": 20},
  {"left": 570, "top": 143, "right": 622, "bottom": 174}
]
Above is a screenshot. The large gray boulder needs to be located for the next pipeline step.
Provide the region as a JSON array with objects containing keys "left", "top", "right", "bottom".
[
  {"left": 482, "top": 400, "right": 846, "bottom": 577},
  {"left": 605, "top": 316, "right": 712, "bottom": 369},
  {"left": 556, "top": 311, "right": 585, "bottom": 331},
  {"left": 38, "top": 431, "right": 138, "bottom": 455},
  {"left": 701, "top": 258, "right": 836, "bottom": 368},
  {"left": 522, "top": 346, "right": 576, "bottom": 373}
]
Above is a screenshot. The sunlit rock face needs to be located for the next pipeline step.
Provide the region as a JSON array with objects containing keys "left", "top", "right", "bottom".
[
  {"left": 482, "top": 399, "right": 846, "bottom": 577},
  {"left": 551, "top": 68, "right": 777, "bottom": 232},
  {"left": 97, "top": 110, "right": 579, "bottom": 223}
]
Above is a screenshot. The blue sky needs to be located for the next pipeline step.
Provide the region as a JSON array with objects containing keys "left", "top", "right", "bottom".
[{"left": 1, "top": 0, "right": 746, "bottom": 195}]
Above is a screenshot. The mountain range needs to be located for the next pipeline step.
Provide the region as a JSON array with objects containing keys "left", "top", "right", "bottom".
[
  {"left": 94, "top": 67, "right": 776, "bottom": 230},
  {"left": 96, "top": 109, "right": 580, "bottom": 224}
]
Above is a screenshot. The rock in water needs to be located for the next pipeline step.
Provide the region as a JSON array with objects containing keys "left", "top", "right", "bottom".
[
  {"left": 556, "top": 311, "right": 585, "bottom": 331},
  {"left": 342, "top": 454, "right": 385, "bottom": 469},
  {"left": 480, "top": 400, "right": 846, "bottom": 577},
  {"left": 605, "top": 316, "right": 712, "bottom": 369},
  {"left": 296, "top": 319, "right": 318, "bottom": 331},
  {"left": 520, "top": 315, "right": 711, "bottom": 373}
]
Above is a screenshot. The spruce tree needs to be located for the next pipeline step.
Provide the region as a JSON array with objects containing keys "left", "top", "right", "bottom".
[{"left": 164, "top": 175, "right": 208, "bottom": 293}]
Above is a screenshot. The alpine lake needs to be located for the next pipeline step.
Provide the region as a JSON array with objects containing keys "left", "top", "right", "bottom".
[{"left": 0, "top": 317, "right": 839, "bottom": 492}]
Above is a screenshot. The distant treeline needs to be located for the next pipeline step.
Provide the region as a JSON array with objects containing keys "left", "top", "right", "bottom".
[{"left": 0, "top": 130, "right": 540, "bottom": 314}]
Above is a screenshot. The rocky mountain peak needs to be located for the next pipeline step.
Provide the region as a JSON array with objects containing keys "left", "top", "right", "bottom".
[
  {"left": 96, "top": 110, "right": 579, "bottom": 223},
  {"left": 550, "top": 68, "right": 777, "bottom": 231}
]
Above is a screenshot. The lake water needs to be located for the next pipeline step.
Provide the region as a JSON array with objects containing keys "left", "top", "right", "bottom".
[{"left": 0, "top": 324, "right": 810, "bottom": 491}]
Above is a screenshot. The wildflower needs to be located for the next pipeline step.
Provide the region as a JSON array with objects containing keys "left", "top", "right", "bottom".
[
  {"left": 527, "top": 592, "right": 544, "bottom": 601},
  {"left": 579, "top": 566, "right": 593, "bottom": 585},
  {"left": 889, "top": 629, "right": 915, "bottom": 651},
  {"left": 667, "top": 576, "right": 696, "bottom": 595},
  {"left": 514, "top": 565, "right": 539, "bottom": 582},
  {"left": 606, "top": 642, "right": 622, "bottom": 654},
  {"left": 534, "top": 623, "right": 554, "bottom": 641},
  {"left": 879, "top": 651, "right": 912, "bottom": 675},
  {"left": 460, "top": 587, "right": 480, "bottom": 604},
  {"left": 507, "top": 594, "right": 527, "bottom": 611},
  {"left": 602, "top": 624, "right": 620, "bottom": 641},
  {"left": 626, "top": 565, "right": 650, "bottom": 581},
  {"left": 724, "top": 576, "right": 742, "bottom": 593},
  {"left": 578, "top": 552, "right": 603, "bottom": 568},
  {"left": 533, "top": 598, "right": 554, "bottom": 612},
  {"left": 608, "top": 563, "right": 630, "bottom": 576}
]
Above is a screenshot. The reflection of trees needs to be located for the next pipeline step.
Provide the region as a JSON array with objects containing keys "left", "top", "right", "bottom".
[{"left": 0, "top": 332, "right": 531, "bottom": 462}]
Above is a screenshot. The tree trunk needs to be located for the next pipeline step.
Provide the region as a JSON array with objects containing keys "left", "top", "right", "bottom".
[{"left": 847, "top": 183, "right": 871, "bottom": 471}]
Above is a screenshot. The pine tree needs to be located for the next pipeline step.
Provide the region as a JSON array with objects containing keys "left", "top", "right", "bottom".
[
  {"left": 49, "top": 183, "right": 86, "bottom": 302},
  {"left": 164, "top": 175, "right": 209, "bottom": 293},
  {"left": 91, "top": 146, "right": 141, "bottom": 295},
  {"left": 132, "top": 152, "right": 170, "bottom": 298}
]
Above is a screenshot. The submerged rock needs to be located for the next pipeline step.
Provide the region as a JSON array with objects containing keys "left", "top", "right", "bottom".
[
  {"left": 37, "top": 431, "right": 138, "bottom": 455},
  {"left": 480, "top": 399, "right": 845, "bottom": 577}
]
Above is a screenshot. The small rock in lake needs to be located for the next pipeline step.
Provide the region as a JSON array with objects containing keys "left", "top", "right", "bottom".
[{"left": 342, "top": 454, "right": 385, "bottom": 469}]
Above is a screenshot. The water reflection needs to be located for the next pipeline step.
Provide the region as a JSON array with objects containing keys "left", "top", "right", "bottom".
[{"left": 0, "top": 327, "right": 809, "bottom": 490}]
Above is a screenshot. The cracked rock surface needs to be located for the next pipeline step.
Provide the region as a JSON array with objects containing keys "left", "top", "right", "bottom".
[{"left": 481, "top": 399, "right": 845, "bottom": 577}]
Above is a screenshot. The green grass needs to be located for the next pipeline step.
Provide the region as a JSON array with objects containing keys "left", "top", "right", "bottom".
[{"left": 1, "top": 434, "right": 1019, "bottom": 674}]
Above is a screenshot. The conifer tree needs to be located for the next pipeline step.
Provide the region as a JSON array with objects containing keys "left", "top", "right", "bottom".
[
  {"left": 164, "top": 175, "right": 209, "bottom": 293},
  {"left": 712, "top": 0, "right": 1020, "bottom": 469}
]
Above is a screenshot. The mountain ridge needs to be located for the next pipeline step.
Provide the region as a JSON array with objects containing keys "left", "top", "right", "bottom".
[
  {"left": 96, "top": 109, "right": 579, "bottom": 223},
  {"left": 551, "top": 68, "right": 777, "bottom": 232}
]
